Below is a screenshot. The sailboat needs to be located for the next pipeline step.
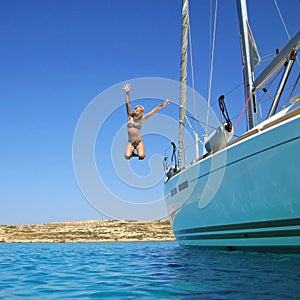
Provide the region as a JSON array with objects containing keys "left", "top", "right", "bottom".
[{"left": 164, "top": 0, "right": 300, "bottom": 252}]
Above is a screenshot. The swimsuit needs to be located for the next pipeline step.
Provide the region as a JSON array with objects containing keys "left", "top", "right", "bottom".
[
  {"left": 127, "top": 121, "right": 142, "bottom": 148},
  {"left": 127, "top": 114, "right": 144, "bottom": 148},
  {"left": 131, "top": 139, "right": 141, "bottom": 148},
  {"left": 127, "top": 123, "right": 141, "bottom": 130}
]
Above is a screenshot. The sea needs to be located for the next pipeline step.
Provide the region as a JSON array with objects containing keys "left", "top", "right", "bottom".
[{"left": 0, "top": 242, "right": 299, "bottom": 299}]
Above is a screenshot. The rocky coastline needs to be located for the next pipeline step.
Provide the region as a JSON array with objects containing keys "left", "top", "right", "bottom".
[{"left": 0, "top": 220, "right": 175, "bottom": 243}]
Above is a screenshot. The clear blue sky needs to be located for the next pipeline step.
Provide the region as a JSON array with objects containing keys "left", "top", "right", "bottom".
[{"left": 0, "top": 0, "right": 299, "bottom": 224}]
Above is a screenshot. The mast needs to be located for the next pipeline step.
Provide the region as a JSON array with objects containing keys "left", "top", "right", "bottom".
[
  {"left": 236, "top": 0, "right": 259, "bottom": 129},
  {"left": 178, "top": 0, "right": 189, "bottom": 168}
]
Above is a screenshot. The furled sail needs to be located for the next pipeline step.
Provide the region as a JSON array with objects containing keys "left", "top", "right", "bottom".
[
  {"left": 247, "top": 22, "right": 260, "bottom": 71},
  {"left": 178, "top": 0, "right": 189, "bottom": 168}
]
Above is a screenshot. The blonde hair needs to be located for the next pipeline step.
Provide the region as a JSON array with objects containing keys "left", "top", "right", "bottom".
[{"left": 134, "top": 105, "right": 144, "bottom": 112}]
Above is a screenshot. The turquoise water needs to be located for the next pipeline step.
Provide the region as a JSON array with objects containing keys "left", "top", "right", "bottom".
[{"left": 0, "top": 242, "right": 299, "bottom": 299}]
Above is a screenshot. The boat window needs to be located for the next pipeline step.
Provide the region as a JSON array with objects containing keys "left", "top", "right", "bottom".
[{"left": 179, "top": 181, "right": 189, "bottom": 191}]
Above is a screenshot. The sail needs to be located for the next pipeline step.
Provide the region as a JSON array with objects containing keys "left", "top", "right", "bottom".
[
  {"left": 178, "top": 0, "right": 189, "bottom": 168},
  {"left": 236, "top": 0, "right": 258, "bottom": 128},
  {"left": 247, "top": 22, "right": 260, "bottom": 71}
]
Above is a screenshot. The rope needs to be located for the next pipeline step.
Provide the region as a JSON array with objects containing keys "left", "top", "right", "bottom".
[
  {"left": 274, "top": 0, "right": 290, "bottom": 40},
  {"left": 260, "top": 52, "right": 277, "bottom": 63},
  {"left": 274, "top": 0, "right": 300, "bottom": 67},
  {"left": 185, "top": 115, "right": 204, "bottom": 145},
  {"left": 185, "top": 112, "right": 219, "bottom": 131},
  {"left": 256, "top": 65, "right": 285, "bottom": 107},
  {"left": 283, "top": 72, "right": 300, "bottom": 108},
  {"left": 234, "top": 92, "right": 252, "bottom": 130},
  {"left": 205, "top": 0, "right": 218, "bottom": 135}
]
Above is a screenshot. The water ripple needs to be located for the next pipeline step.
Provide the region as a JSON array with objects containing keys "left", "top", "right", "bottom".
[{"left": 0, "top": 242, "right": 299, "bottom": 299}]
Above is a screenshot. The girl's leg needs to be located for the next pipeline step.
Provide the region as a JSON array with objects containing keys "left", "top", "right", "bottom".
[
  {"left": 124, "top": 142, "right": 135, "bottom": 159},
  {"left": 136, "top": 141, "right": 146, "bottom": 160}
]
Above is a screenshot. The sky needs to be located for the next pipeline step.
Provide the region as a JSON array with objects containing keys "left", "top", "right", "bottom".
[{"left": 0, "top": 0, "right": 299, "bottom": 224}]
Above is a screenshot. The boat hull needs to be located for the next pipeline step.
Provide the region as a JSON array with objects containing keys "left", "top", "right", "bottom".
[{"left": 164, "top": 107, "right": 300, "bottom": 252}]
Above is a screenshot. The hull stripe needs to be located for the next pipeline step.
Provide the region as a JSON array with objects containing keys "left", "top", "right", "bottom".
[
  {"left": 176, "top": 229, "right": 300, "bottom": 240},
  {"left": 174, "top": 218, "right": 300, "bottom": 235}
]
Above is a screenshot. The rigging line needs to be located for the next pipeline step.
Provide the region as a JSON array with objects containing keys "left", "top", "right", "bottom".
[
  {"left": 185, "top": 116, "right": 204, "bottom": 146},
  {"left": 273, "top": 0, "right": 290, "bottom": 40},
  {"left": 260, "top": 52, "right": 277, "bottom": 60},
  {"left": 184, "top": 115, "right": 203, "bottom": 145},
  {"left": 184, "top": 139, "right": 203, "bottom": 151},
  {"left": 209, "top": 0, "right": 213, "bottom": 54},
  {"left": 224, "top": 82, "right": 244, "bottom": 97},
  {"left": 260, "top": 51, "right": 280, "bottom": 63},
  {"left": 261, "top": 64, "right": 285, "bottom": 92},
  {"left": 188, "top": 16, "right": 198, "bottom": 133},
  {"left": 234, "top": 92, "right": 252, "bottom": 130},
  {"left": 205, "top": 0, "right": 218, "bottom": 135},
  {"left": 256, "top": 65, "right": 285, "bottom": 107},
  {"left": 164, "top": 143, "right": 173, "bottom": 154},
  {"left": 206, "top": 82, "right": 244, "bottom": 113},
  {"left": 283, "top": 72, "right": 300, "bottom": 108},
  {"left": 185, "top": 112, "right": 220, "bottom": 132},
  {"left": 273, "top": 0, "right": 300, "bottom": 67},
  {"left": 260, "top": 57, "right": 274, "bottom": 63},
  {"left": 185, "top": 112, "right": 240, "bottom": 139}
]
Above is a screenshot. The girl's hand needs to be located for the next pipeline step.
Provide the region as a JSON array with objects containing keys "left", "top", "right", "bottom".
[
  {"left": 162, "top": 99, "right": 170, "bottom": 107},
  {"left": 123, "top": 83, "right": 131, "bottom": 93}
]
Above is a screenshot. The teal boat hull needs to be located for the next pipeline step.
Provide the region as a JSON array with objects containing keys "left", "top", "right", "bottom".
[{"left": 164, "top": 105, "right": 300, "bottom": 252}]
